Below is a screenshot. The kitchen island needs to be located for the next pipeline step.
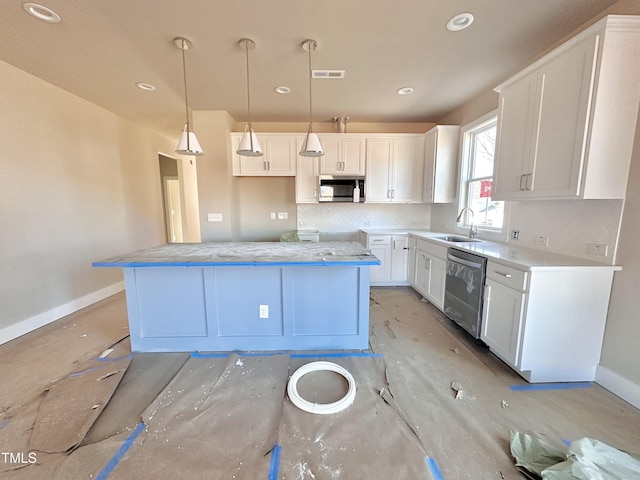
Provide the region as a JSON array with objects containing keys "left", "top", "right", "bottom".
[{"left": 93, "top": 242, "right": 380, "bottom": 352}]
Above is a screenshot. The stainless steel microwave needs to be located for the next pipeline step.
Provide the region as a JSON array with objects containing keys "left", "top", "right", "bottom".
[{"left": 319, "top": 176, "right": 365, "bottom": 203}]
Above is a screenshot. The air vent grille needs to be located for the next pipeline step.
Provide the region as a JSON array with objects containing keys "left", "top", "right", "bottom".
[{"left": 312, "top": 70, "right": 345, "bottom": 79}]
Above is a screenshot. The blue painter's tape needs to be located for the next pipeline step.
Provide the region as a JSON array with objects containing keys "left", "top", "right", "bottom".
[
  {"left": 93, "top": 259, "right": 380, "bottom": 268},
  {"left": 237, "top": 352, "right": 288, "bottom": 357},
  {"left": 290, "top": 352, "right": 383, "bottom": 358},
  {"left": 510, "top": 382, "right": 591, "bottom": 391},
  {"left": 425, "top": 456, "right": 445, "bottom": 480},
  {"left": 0, "top": 419, "right": 9, "bottom": 430},
  {"left": 562, "top": 438, "right": 572, "bottom": 447},
  {"left": 96, "top": 422, "right": 145, "bottom": 480},
  {"left": 267, "top": 444, "right": 282, "bottom": 480},
  {"left": 190, "top": 352, "right": 230, "bottom": 358}
]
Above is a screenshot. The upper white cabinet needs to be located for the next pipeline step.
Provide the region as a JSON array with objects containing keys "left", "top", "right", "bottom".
[
  {"left": 493, "top": 15, "right": 640, "bottom": 200},
  {"left": 231, "top": 133, "right": 297, "bottom": 176},
  {"left": 422, "top": 125, "right": 460, "bottom": 203},
  {"left": 319, "top": 135, "right": 366, "bottom": 175},
  {"left": 366, "top": 135, "right": 425, "bottom": 203}
]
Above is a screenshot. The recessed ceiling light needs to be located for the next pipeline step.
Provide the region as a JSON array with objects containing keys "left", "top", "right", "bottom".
[
  {"left": 397, "top": 87, "right": 414, "bottom": 95},
  {"left": 136, "top": 82, "right": 156, "bottom": 91},
  {"left": 23, "top": 3, "right": 61, "bottom": 23},
  {"left": 447, "top": 12, "right": 474, "bottom": 32},
  {"left": 274, "top": 86, "right": 291, "bottom": 94}
]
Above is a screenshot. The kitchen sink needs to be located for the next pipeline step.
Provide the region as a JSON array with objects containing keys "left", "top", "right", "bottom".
[{"left": 434, "top": 235, "right": 481, "bottom": 243}]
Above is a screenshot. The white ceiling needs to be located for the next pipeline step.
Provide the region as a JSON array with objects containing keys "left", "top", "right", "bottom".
[{"left": 1, "top": 1, "right": 620, "bottom": 138}]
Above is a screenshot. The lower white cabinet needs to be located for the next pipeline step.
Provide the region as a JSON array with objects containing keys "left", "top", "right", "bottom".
[
  {"left": 366, "top": 234, "right": 409, "bottom": 286},
  {"left": 411, "top": 238, "right": 447, "bottom": 310},
  {"left": 481, "top": 260, "right": 617, "bottom": 382}
]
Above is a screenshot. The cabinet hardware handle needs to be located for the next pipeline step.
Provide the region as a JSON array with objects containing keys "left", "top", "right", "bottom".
[
  {"left": 526, "top": 173, "right": 533, "bottom": 191},
  {"left": 391, "top": 189, "right": 395, "bottom": 199},
  {"left": 495, "top": 271, "right": 512, "bottom": 278},
  {"left": 393, "top": 240, "right": 396, "bottom": 249},
  {"left": 314, "top": 189, "right": 317, "bottom": 198},
  {"left": 519, "top": 174, "right": 526, "bottom": 191}
]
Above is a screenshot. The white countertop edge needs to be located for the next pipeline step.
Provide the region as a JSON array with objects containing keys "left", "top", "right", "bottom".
[{"left": 360, "top": 228, "right": 620, "bottom": 271}]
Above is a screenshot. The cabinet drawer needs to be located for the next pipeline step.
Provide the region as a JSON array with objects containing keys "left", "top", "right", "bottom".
[
  {"left": 368, "top": 235, "right": 391, "bottom": 246},
  {"left": 486, "top": 262, "right": 528, "bottom": 291},
  {"left": 415, "top": 238, "right": 447, "bottom": 259}
]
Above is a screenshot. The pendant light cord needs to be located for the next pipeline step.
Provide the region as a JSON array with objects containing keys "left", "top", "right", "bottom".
[
  {"left": 244, "top": 41, "right": 252, "bottom": 125},
  {"left": 307, "top": 41, "right": 314, "bottom": 127},
  {"left": 181, "top": 38, "right": 191, "bottom": 132}
]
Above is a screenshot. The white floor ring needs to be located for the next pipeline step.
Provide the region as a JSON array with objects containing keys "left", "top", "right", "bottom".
[{"left": 287, "top": 361, "right": 357, "bottom": 415}]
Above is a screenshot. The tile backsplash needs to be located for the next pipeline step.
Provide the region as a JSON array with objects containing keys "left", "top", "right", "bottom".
[{"left": 297, "top": 203, "right": 431, "bottom": 233}]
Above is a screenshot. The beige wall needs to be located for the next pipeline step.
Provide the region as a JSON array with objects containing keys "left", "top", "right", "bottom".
[{"left": 0, "top": 59, "right": 173, "bottom": 339}]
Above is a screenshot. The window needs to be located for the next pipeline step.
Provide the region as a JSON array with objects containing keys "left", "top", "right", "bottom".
[{"left": 458, "top": 112, "right": 504, "bottom": 230}]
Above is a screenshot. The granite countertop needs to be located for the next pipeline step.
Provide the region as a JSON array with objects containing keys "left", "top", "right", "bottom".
[
  {"left": 93, "top": 241, "right": 381, "bottom": 267},
  {"left": 361, "top": 229, "right": 620, "bottom": 270}
]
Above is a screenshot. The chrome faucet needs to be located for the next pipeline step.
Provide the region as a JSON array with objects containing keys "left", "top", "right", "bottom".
[{"left": 457, "top": 207, "right": 477, "bottom": 238}]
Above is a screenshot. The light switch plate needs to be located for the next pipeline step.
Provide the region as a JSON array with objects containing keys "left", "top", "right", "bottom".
[
  {"left": 207, "top": 213, "right": 223, "bottom": 222},
  {"left": 277, "top": 212, "right": 288, "bottom": 220}
]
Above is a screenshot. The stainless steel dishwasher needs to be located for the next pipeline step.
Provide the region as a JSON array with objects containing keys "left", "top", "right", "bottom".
[{"left": 443, "top": 248, "right": 487, "bottom": 339}]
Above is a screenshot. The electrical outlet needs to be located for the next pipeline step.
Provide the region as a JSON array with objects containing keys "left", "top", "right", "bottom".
[
  {"left": 207, "top": 213, "right": 223, "bottom": 222},
  {"left": 270, "top": 212, "right": 276, "bottom": 220},
  {"left": 587, "top": 244, "right": 609, "bottom": 256},
  {"left": 259, "top": 305, "right": 269, "bottom": 319},
  {"left": 511, "top": 230, "right": 520, "bottom": 241},
  {"left": 534, "top": 236, "right": 549, "bottom": 247},
  {"left": 277, "top": 212, "right": 288, "bottom": 220}
]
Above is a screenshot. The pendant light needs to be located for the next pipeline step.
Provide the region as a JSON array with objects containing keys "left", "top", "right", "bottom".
[
  {"left": 174, "top": 37, "right": 203, "bottom": 156},
  {"left": 299, "top": 39, "right": 323, "bottom": 157},
  {"left": 236, "top": 38, "right": 263, "bottom": 157}
]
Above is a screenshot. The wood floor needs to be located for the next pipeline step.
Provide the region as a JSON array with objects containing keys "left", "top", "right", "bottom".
[{"left": 1, "top": 287, "right": 639, "bottom": 479}]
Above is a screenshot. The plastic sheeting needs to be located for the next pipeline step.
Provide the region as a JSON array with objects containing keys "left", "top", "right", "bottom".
[
  {"left": 446, "top": 262, "right": 478, "bottom": 293},
  {"left": 510, "top": 431, "right": 640, "bottom": 479}
]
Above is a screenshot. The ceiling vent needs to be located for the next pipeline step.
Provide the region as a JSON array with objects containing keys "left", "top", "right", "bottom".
[{"left": 312, "top": 70, "right": 345, "bottom": 79}]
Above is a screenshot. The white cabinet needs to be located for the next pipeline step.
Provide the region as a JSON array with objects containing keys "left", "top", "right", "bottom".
[
  {"left": 423, "top": 126, "right": 460, "bottom": 203},
  {"left": 319, "top": 135, "right": 366, "bottom": 175},
  {"left": 295, "top": 138, "right": 319, "bottom": 203},
  {"left": 365, "top": 234, "right": 409, "bottom": 286},
  {"left": 231, "top": 133, "right": 297, "bottom": 176},
  {"left": 411, "top": 238, "right": 447, "bottom": 310},
  {"left": 481, "top": 260, "right": 617, "bottom": 382},
  {"left": 366, "top": 135, "right": 425, "bottom": 203},
  {"left": 493, "top": 15, "right": 640, "bottom": 200}
]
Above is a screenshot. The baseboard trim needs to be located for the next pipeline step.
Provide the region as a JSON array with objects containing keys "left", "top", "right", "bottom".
[
  {"left": 595, "top": 364, "right": 640, "bottom": 409},
  {"left": 0, "top": 282, "right": 125, "bottom": 346}
]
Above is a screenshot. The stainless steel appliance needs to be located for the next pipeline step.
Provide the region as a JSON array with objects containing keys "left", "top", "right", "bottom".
[
  {"left": 443, "top": 248, "right": 487, "bottom": 339},
  {"left": 319, "top": 176, "right": 365, "bottom": 202}
]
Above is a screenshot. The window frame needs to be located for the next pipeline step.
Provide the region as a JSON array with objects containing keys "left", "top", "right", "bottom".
[{"left": 456, "top": 110, "right": 506, "bottom": 237}]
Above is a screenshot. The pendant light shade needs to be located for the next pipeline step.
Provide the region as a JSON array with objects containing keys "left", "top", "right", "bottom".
[
  {"left": 300, "top": 39, "right": 323, "bottom": 157},
  {"left": 174, "top": 37, "right": 203, "bottom": 156},
  {"left": 237, "top": 38, "right": 263, "bottom": 157}
]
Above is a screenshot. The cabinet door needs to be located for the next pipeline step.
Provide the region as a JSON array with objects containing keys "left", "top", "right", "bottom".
[
  {"left": 390, "top": 235, "right": 409, "bottom": 282},
  {"left": 391, "top": 137, "right": 422, "bottom": 202},
  {"left": 295, "top": 138, "right": 319, "bottom": 203},
  {"left": 319, "top": 137, "right": 365, "bottom": 175},
  {"left": 414, "top": 250, "right": 430, "bottom": 296},
  {"left": 481, "top": 279, "right": 525, "bottom": 368},
  {"left": 366, "top": 138, "right": 393, "bottom": 202},
  {"left": 530, "top": 35, "right": 598, "bottom": 198},
  {"left": 264, "top": 137, "right": 296, "bottom": 175},
  {"left": 369, "top": 244, "right": 391, "bottom": 283},
  {"left": 407, "top": 237, "right": 417, "bottom": 287},
  {"left": 423, "top": 129, "right": 437, "bottom": 202},
  {"left": 493, "top": 71, "right": 539, "bottom": 199},
  {"left": 342, "top": 137, "right": 366, "bottom": 175},
  {"left": 425, "top": 255, "right": 446, "bottom": 310}
]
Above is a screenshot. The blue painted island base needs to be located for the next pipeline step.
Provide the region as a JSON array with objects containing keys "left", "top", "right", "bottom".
[{"left": 123, "top": 265, "right": 371, "bottom": 353}]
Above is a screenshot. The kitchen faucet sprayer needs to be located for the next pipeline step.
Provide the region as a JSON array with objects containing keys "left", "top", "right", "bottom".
[{"left": 457, "top": 207, "right": 478, "bottom": 238}]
